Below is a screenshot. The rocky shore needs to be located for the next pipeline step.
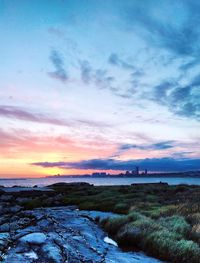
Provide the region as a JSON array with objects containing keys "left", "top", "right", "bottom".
[{"left": 0, "top": 185, "right": 161, "bottom": 263}]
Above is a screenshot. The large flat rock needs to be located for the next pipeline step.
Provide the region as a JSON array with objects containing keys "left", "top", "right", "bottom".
[{"left": 2, "top": 207, "right": 162, "bottom": 263}]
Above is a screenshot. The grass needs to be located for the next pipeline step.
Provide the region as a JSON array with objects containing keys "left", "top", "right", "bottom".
[{"left": 17, "top": 183, "right": 200, "bottom": 262}]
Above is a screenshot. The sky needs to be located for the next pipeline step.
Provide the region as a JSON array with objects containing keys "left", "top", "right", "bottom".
[{"left": 0, "top": 0, "right": 200, "bottom": 178}]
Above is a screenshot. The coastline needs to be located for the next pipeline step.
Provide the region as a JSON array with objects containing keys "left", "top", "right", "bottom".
[
  {"left": 0, "top": 184, "right": 161, "bottom": 263},
  {"left": 1, "top": 182, "right": 200, "bottom": 262}
]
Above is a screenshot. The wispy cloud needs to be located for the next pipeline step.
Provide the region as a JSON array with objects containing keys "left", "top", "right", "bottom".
[
  {"left": 0, "top": 105, "right": 110, "bottom": 128},
  {"left": 119, "top": 141, "right": 175, "bottom": 152},
  {"left": 94, "top": 69, "right": 114, "bottom": 89},
  {"left": 79, "top": 60, "right": 92, "bottom": 84},
  {"left": 32, "top": 157, "right": 200, "bottom": 172},
  {"left": 48, "top": 49, "right": 68, "bottom": 83},
  {"left": 108, "top": 53, "right": 135, "bottom": 70},
  {"left": 78, "top": 59, "right": 115, "bottom": 89},
  {"left": 0, "top": 105, "right": 70, "bottom": 126}
]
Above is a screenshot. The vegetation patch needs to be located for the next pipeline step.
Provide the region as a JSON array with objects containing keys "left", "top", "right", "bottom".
[{"left": 19, "top": 183, "right": 200, "bottom": 262}]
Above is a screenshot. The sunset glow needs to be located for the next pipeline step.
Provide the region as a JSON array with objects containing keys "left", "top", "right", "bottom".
[{"left": 0, "top": 0, "right": 200, "bottom": 178}]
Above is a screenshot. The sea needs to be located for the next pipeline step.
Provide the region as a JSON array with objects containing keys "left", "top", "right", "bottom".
[{"left": 1, "top": 176, "right": 200, "bottom": 187}]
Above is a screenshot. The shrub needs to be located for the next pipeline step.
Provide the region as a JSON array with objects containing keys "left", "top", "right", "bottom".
[
  {"left": 22, "top": 198, "right": 43, "bottom": 209},
  {"left": 172, "top": 239, "right": 200, "bottom": 263},
  {"left": 143, "top": 229, "right": 179, "bottom": 259},
  {"left": 159, "top": 216, "right": 190, "bottom": 237},
  {"left": 103, "top": 216, "right": 130, "bottom": 235},
  {"left": 114, "top": 203, "right": 129, "bottom": 214},
  {"left": 116, "top": 223, "right": 142, "bottom": 248},
  {"left": 191, "top": 224, "right": 200, "bottom": 242}
]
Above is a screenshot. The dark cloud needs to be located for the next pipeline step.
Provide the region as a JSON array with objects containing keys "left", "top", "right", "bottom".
[
  {"left": 179, "top": 59, "right": 199, "bottom": 71},
  {"left": 119, "top": 141, "right": 175, "bottom": 151},
  {"left": 48, "top": 50, "right": 68, "bottom": 83},
  {"left": 151, "top": 76, "right": 200, "bottom": 120},
  {"left": 123, "top": 1, "right": 200, "bottom": 58},
  {"left": 153, "top": 81, "right": 177, "bottom": 101},
  {"left": 108, "top": 53, "right": 119, "bottom": 66},
  {"left": 32, "top": 157, "right": 200, "bottom": 172}
]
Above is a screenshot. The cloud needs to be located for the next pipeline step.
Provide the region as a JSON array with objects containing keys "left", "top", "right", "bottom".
[
  {"left": 79, "top": 60, "right": 92, "bottom": 84},
  {"left": 0, "top": 128, "right": 75, "bottom": 158},
  {"left": 94, "top": 69, "right": 114, "bottom": 89},
  {"left": 78, "top": 59, "right": 115, "bottom": 90},
  {"left": 108, "top": 53, "right": 135, "bottom": 70},
  {"left": 0, "top": 105, "right": 71, "bottom": 126},
  {"left": 48, "top": 27, "right": 65, "bottom": 38},
  {"left": 119, "top": 141, "right": 175, "bottom": 152},
  {"left": 151, "top": 76, "right": 200, "bottom": 120},
  {"left": 48, "top": 49, "right": 68, "bottom": 83},
  {"left": 123, "top": 1, "right": 200, "bottom": 58},
  {"left": 0, "top": 105, "right": 110, "bottom": 128},
  {"left": 32, "top": 157, "right": 200, "bottom": 172}
]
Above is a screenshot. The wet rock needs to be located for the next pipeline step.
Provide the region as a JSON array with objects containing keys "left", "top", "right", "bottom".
[
  {"left": 20, "top": 232, "right": 46, "bottom": 245},
  {"left": 3, "top": 253, "right": 25, "bottom": 262},
  {"left": 3, "top": 207, "right": 162, "bottom": 263},
  {"left": 42, "top": 243, "right": 63, "bottom": 263}
]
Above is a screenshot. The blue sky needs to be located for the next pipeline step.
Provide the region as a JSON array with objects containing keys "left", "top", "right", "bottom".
[{"left": 0, "top": 0, "right": 199, "bottom": 177}]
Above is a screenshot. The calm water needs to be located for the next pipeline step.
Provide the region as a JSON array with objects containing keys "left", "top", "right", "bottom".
[{"left": 1, "top": 176, "right": 200, "bottom": 187}]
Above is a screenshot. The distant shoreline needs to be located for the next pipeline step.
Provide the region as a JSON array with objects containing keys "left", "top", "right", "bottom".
[{"left": 0, "top": 171, "right": 200, "bottom": 180}]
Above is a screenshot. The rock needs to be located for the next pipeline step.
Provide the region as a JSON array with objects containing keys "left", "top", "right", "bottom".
[
  {"left": 42, "top": 243, "right": 62, "bottom": 263},
  {"left": 0, "top": 232, "right": 10, "bottom": 249},
  {"left": 47, "top": 182, "right": 92, "bottom": 188},
  {"left": 20, "top": 232, "right": 46, "bottom": 245},
  {"left": 3, "top": 253, "right": 24, "bottom": 262},
  {"left": 104, "top": 236, "right": 118, "bottom": 247},
  {"left": 16, "top": 197, "right": 30, "bottom": 203},
  {"left": 9, "top": 217, "right": 32, "bottom": 231},
  {"left": 0, "top": 189, "right": 5, "bottom": 195},
  {"left": 10, "top": 205, "right": 22, "bottom": 213},
  {"left": 3, "top": 207, "right": 162, "bottom": 263},
  {"left": 0, "top": 223, "right": 10, "bottom": 232},
  {"left": 0, "top": 215, "right": 10, "bottom": 225},
  {"left": 0, "top": 195, "right": 12, "bottom": 201},
  {"left": 24, "top": 251, "right": 38, "bottom": 260}
]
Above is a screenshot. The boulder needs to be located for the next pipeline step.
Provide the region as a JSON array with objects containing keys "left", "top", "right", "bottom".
[
  {"left": 20, "top": 232, "right": 46, "bottom": 245},
  {"left": 42, "top": 243, "right": 62, "bottom": 263},
  {"left": 0, "top": 223, "right": 9, "bottom": 232},
  {"left": 0, "top": 232, "right": 10, "bottom": 249}
]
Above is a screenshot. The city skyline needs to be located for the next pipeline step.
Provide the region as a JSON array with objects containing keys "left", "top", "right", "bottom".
[{"left": 0, "top": 0, "right": 200, "bottom": 178}]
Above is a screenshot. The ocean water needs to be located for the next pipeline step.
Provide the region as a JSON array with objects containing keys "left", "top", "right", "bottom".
[{"left": 1, "top": 176, "right": 200, "bottom": 187}]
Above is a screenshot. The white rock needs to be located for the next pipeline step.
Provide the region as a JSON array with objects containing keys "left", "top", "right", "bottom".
[
  {"left": 24, "top": 251, "right": 38, "bottom": 259},
  {"left": 104, "top": 236, "right": 118, "bottom": 247}
]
